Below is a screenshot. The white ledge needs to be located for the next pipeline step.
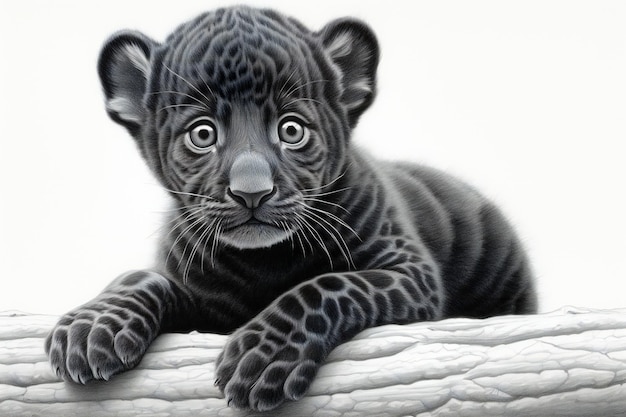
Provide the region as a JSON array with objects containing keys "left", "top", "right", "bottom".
[{"left": 1, "top": 307, "right": 626, "bottom": 416}]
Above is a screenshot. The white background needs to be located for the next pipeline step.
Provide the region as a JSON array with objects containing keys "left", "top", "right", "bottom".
[{"left": 1, "top": 0, "right": 625, "bottom": 315}]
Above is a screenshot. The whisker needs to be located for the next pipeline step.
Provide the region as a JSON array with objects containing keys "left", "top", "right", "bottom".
[
  {"left": 278, "top": 220, "right": 294, "bottom": 252},
  {"left": 298, "top": 202, "right": 361, "bottom": 241},
  {"left": 296, "top": 213, "right": 333, "bottom": 269},
  {"left": 302, "top": 197, "right": 351, "bottom": 214},
  {"left": 152, "top": 203, "right": 205, "bottom": 214},
  {"left": 180, "top": 213, "right": 210, "bottom": 274},
  {"left": 294, "top": 219, "right": 310, "bottom": 256},
  {"left": 147, "top": 205, "right": 204, "bottom": 239},
  {"left": 159, "top": 207, "right": 205, "bottom": 240},
  {"left": 200, "top": 217, "right": 219, "bottom": 275},
  {"left": 210, "top": 219, "right": 224, "bottom": 268},
  {"left": 197, "top": 71, "right": 217, "bottom": 101},
  {"left": 286, "top": 221, "right": 297, "bottom": 253},
  {"left": 173, "top": 215, "right": 205, "bottom": 260},
  {"left": 149, "top": 90, "right": 211, "bottom": 111},
  {"left": 292, "top": 216, "right": 314, "bottom": 255},
  {"left": 277, "top": 69, "right": 299, "bottom": 100},
  {"left": 185, "top": 221, "right": 213, "bottom": 284},
  {"left": 300, "top": 169, "right": 348, "bottom": 192},
  {"left": 301, "top": 209, "right": 355, "bottom": 270},
  {"left": 165, "top": 214, "right": 205, "bottom": 269},
  {"left": 305, "top": 206, "right": 356, "bottom": 268},
  {"left": 303, "top": 187, "right": 353, "bottom": 198},
  {"left": 161, "top": 187, "right": 218, "bottom": 201},
  {"left": 163, "top": 64, "right": 214, "bottom": 109},
  {"left": 281, "top": 97, "right": 324, "bottom": 109},
  {"left": 282, "top": 79, "right": 330, "bottom": 101},
  {"left": 157, "top": 103, "right": 207, "bottom": 113}
]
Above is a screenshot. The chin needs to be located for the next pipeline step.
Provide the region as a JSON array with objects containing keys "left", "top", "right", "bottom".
[{"left": 221, "top": 223, "right": 292, "bottom": 249}]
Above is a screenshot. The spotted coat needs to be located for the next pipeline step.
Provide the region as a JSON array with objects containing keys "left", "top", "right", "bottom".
[{"left": 46, "top": 6, "right": 537, "bottom": 412}]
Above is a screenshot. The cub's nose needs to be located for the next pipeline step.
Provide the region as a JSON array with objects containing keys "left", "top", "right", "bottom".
[
  {"left": 227, "top": 187, "right": 275, "bottom": 209},
  {"left": 228, "top": 152, "right": 275, "bottom": 209}
]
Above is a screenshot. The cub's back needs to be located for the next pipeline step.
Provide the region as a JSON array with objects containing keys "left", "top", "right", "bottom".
[{"left": 384, "top": 162, "right": 537, "bottom": 317}]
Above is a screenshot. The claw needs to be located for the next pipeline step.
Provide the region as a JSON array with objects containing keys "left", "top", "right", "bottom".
[{"left": 96, "top": 367, "right": 110, "bottom": 381}]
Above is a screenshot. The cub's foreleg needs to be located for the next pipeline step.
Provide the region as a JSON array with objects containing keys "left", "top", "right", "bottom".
[
  {"left": 45, "top": 270, "right": 194, "bottom": 383},
  {"left": 215, "top": 246, "right": 440, "bottom": 411}
]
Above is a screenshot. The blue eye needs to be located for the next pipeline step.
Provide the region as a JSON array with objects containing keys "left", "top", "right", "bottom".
[
  {"left": 278, "top": 114, "right": 309, "bottom": 149},
  {"left": 185, "top": 118, "right": 217, "bottom": 153}
]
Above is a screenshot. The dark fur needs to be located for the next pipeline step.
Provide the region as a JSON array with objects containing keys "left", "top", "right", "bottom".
[{"left": 46, "top": 6, "right": 536, "bottom": 411}]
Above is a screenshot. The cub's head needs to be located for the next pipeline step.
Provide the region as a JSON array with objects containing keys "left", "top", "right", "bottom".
[{"left": 98, "top": 6, "right": 379, "bottom": 250}]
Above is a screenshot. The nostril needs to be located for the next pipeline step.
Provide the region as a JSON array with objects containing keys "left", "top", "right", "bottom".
[
  {"left": 227, "top": 186, "right": 276, "bottom": 209},
  {"left": 227, "top": 187, "right": 248, "bottom": 207},
  {"left": 259, "top": 186, "right": 277, "bottom": 206}
]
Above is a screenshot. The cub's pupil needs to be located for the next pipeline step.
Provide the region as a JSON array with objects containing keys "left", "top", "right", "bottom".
[
  {"left": 286, "top": 125, "right": 298, "bottom": 136},
  {"left": 196, "top": 127, "right": 211, "bottom": 140}
]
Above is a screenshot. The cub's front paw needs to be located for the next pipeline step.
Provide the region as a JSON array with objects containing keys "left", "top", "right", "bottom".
[
  {"left": 215, "top": 320, "right": 327, "bottom": 411},
  {"left": 45, "top": 305, "right": 155, "bottom": 384}
]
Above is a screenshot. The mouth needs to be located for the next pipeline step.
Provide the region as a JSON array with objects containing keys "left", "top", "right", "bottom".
[
  {"left": 219, "top": 215, "right": 291, "bottom": 249},
  {"left": 229, "top": 216, "right": 275, "bottom": 229}
]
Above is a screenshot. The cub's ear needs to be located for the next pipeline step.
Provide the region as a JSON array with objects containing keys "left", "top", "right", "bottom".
[
  {"left": 97, "top": 31, "right": 158, "bottom": 132},
  {"left": 320, "top": 19, "right": 379, "bottom": 128}
]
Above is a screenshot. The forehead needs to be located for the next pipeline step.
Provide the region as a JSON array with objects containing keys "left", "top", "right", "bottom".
[{"left": 156, "top": 7, "right": 319, "bottom": 105}]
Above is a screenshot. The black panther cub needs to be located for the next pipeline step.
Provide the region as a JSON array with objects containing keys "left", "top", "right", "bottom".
[{"left": 46, "top": 6, "right": 536, "bottom": 411}]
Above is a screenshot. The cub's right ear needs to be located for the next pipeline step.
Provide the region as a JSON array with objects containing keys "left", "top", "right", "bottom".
[{"left": 98, "top": 31, "right": 158, "bottom": 131}]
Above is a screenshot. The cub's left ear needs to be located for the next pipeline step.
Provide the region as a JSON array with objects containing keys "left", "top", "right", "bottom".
[
  {"left": 321, "top": 19, "right": 380, "bottom": 128},
  {"left": 97, "top": 30, "right": 158, "bottom": 133}
]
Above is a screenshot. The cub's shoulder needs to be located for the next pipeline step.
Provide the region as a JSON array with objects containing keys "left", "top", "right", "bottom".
[{"left": 383, "top": 161, "right": 485, "bottom": 206}]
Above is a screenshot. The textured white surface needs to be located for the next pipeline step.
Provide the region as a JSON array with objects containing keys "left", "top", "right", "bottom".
[{"left": 1, "top": 307, "right": 626, "bottom": 416}]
